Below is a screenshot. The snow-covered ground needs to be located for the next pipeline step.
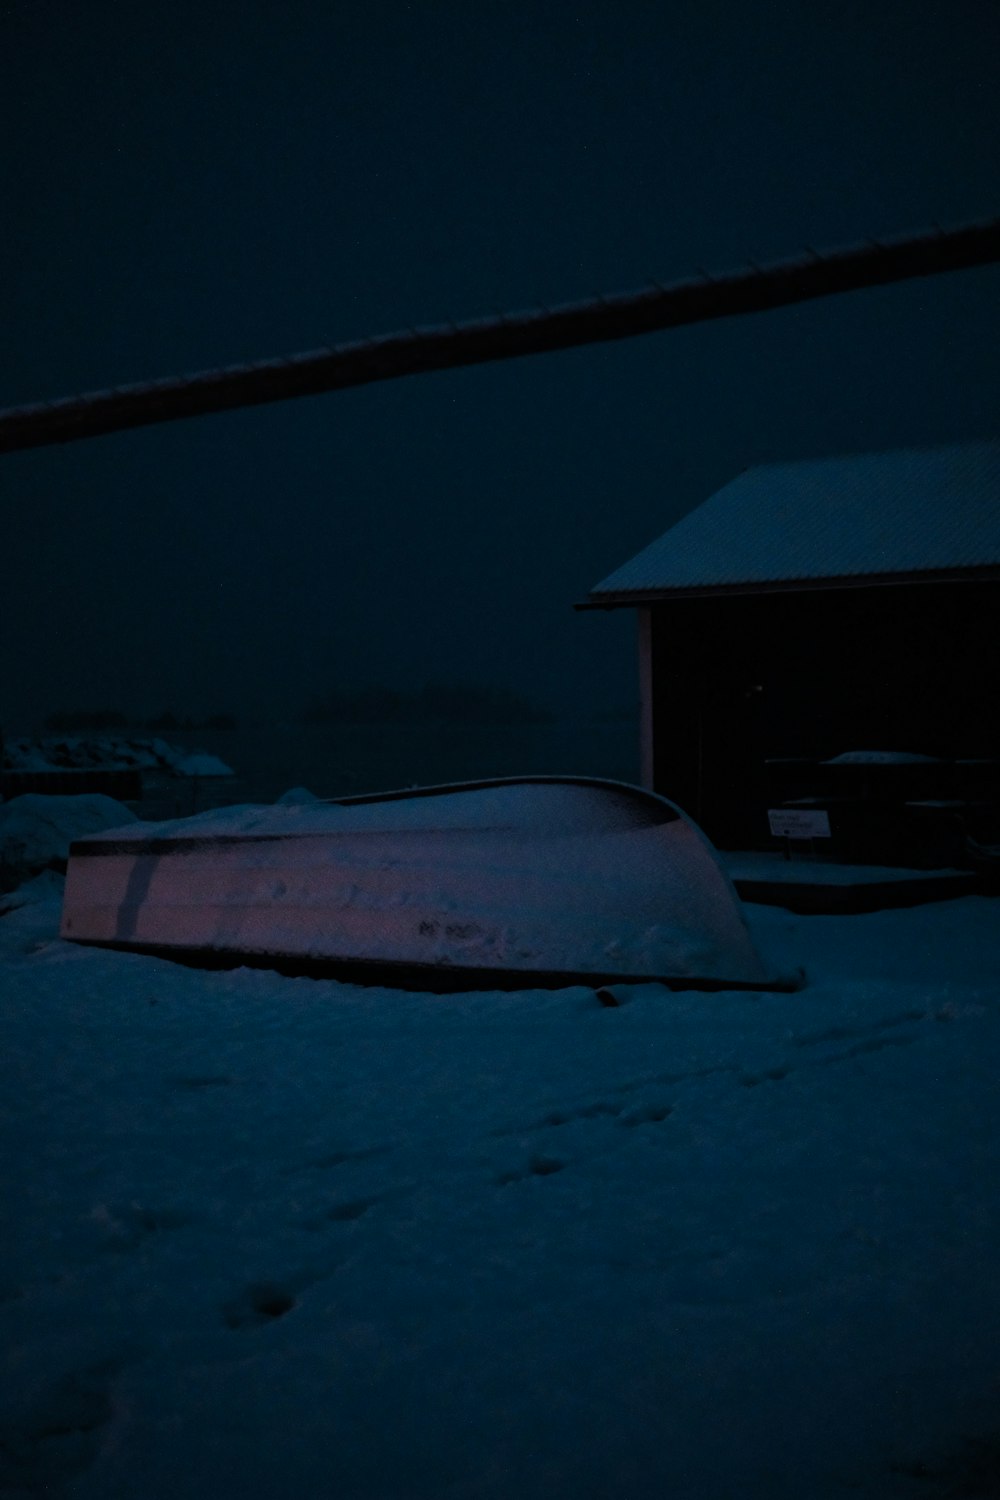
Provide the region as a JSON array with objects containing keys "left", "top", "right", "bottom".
[{"left": 2, "top": 866, "right": 1000, "bottom": 1496}]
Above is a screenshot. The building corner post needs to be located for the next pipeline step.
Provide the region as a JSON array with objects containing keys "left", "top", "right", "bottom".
[{"left": 638, "top": 606, "right": 654, "bottom": 789}]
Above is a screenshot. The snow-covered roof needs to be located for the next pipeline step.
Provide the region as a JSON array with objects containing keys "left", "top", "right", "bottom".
[{"left": 587, "top": 440, "right": 1000, "bottom": 603}]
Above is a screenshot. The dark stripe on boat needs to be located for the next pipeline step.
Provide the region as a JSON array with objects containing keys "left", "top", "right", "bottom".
[{"left": 69, "top": 834, "right": 301, "bottom": 857}]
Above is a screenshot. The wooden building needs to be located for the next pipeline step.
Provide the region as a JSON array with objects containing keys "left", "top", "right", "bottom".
[{"left": 583, "top": 442, "right": 1000, "bottom": 852}]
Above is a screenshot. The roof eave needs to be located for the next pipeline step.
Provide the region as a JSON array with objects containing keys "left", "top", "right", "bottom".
[{"left": 575, "top": 563, "right": 1000, "bottom": 610}]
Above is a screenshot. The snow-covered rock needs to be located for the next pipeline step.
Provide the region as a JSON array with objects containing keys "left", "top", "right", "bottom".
[
  {"left": 2, "top": 737, "right": 234, "bottom": 778},
  {"left": 0, "top": 793, "right": 137, "bottom": 890},
  {"left": 3, "top": 736, "right": 161, "bottom": 772},
  {"left": 274, "top": 786, "right": 321, "bottom": 804}
]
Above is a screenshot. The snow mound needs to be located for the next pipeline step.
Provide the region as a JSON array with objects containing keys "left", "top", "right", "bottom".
[
  {"left": 0, "top": 868, "right": 66, "bottom": 914},
  {"left": 823, "top": 750, "right": 943, "bottom": 766},
  {"left": 170, "top": 753, "right": 234, "bottom": 778},
  {"left": 275, "top": 786, "right": 321, "bottom": 805},
  {"left": 0, "top": 793, "right": 137, "bottom": 890}
]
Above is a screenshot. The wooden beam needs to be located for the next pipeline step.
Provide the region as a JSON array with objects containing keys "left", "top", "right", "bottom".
[
  {"left": 2, "top": 214, "right": 998, "bottom": 454},
  {"left": 637, "top": 607, "right": 654, "bottom": 790}
]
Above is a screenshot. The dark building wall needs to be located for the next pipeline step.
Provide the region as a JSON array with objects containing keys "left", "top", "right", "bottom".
[{"left": 647, "top": 578, "right": 1000, "bottom": 846}]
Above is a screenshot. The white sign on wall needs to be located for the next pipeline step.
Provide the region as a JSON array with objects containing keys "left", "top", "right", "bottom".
[{"left": 768, "top": 808, "right": 832, "bottom": 840}]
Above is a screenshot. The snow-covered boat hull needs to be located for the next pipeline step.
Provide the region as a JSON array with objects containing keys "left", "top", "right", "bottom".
[{"left": 60, "top": 777, "right": 787, "bottom": 991}]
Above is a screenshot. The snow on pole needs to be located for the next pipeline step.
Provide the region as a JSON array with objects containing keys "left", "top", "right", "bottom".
[{"left": 0, "top": 215, "right": 998, "bottom": 454}]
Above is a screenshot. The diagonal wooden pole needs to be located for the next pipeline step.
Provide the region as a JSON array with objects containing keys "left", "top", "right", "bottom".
[{"left": 1, "top": 214, "right": 998, "bottom": 454}]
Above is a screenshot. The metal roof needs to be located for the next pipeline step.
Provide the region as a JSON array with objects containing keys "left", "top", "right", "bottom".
[{"left": 587, "top": 440, "right": 1000, "bottom": 604}]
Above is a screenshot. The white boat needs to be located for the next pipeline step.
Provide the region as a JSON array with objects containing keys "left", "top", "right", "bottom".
[{"left": 60, "top": 776, "right": 790, "bottom": 991}]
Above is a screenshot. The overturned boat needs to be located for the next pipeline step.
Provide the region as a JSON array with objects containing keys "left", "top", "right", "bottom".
[{"left": 60, "top": 776, "right": 788, "bottom": 991}]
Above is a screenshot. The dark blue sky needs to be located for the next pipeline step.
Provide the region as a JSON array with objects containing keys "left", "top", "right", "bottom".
[{"left": 2, "top": 0, "right": 999, "bottom": 728}]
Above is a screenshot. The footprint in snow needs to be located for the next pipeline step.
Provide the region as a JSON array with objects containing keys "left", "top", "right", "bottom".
[
  {"left": 308, "top": 1145, "right": 389, "bottom": 1171},
  {"left": 617, "top": 1101, "right": 674, "bottom": 1126},
  {"left": 93, "top": 1202, "right": 193, "bottom": 1252},
  {"left": 170, "top": 1074, "right": 234, "bottom": 1090},
  {"left": 496, "top": 1154, "right": 567, "bottom": 1186},
  {"left": 0, "top": 1361, "right": 120, "bottom": 1492},
  {"left": 299, "top": 1197, "right": 379, "bottom": 1232},
  {"left": 740, "top": 1067, "right": 790, "bottom": 1088},
  {"left": 222, "top": 1281, "right": 297, "bottom": 1330}
]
